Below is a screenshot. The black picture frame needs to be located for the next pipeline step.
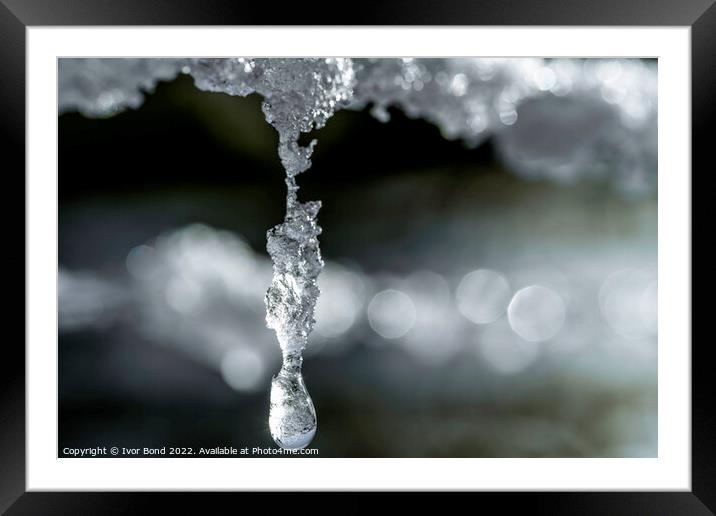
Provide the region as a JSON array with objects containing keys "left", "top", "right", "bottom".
[{"left": 1, "top": 0, "right": 709, "bottom": 512}]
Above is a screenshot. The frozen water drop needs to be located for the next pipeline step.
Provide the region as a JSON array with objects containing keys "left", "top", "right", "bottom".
[{"left": 269, "top": 352, "right": 317, "bottom": 449}]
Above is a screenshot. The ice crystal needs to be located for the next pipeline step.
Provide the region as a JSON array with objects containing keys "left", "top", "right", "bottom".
[
  {"left": 268, "top": 352, "right": 317, "bottom": 449},
  {"left": 350, "top": 58, "right": 657, "bottom": 192},
  {"left": 188, "top": 58, "right": 354, "bottom": 176},
  {"left": 181, "top": 58, "right": 353, "bottom": 448},
  {"left": 58, "top": 58, "right": 183, "bottom": 117},
  {"left": 58, "top": 57, "right": 656, "bottom": 193},
  {"left": 265, "top": 196, "right": 323, "bottom": 352}
]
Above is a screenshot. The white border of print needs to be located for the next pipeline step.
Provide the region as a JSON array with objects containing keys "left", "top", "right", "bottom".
[{"left": 27, "top": 27, "right": 690, "bottom": 490}]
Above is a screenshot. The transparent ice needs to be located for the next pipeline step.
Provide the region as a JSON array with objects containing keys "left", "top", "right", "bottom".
[
  {"left": 268, "top": 351, "right": 317, "bottom": 449},
  {"left": 264, "top": 165, "right": 323, "bottom": 449},
  {"left": 197, "top": 58, "right": 351, "bottom": 448}
]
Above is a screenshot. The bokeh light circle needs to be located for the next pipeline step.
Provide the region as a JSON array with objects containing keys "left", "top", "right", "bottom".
[
  {"left": 456, "top": 269, "right": 512, "bottom": 324},
  {"left": 507, "top": 285, "right": 566, "bottom": 342},
  {"left": 367, "top": 289, "right": 416, "bottom": 339}
]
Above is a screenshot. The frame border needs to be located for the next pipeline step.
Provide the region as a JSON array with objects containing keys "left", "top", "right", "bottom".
[{"left": 2, "top": 0, "right": 710, "bottom": 512}]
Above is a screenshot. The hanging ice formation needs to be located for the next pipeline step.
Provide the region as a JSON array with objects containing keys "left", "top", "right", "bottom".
[
  {"left": 257, "top": 60, "right": 354, "bottom": 449},
  {"left": 57, "top": 57, "right": 658, "bottom": 448}
]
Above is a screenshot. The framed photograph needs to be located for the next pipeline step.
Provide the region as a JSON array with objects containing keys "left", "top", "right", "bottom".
[{"left": 2, "top": 0, "right": 709, "bottom": 511}]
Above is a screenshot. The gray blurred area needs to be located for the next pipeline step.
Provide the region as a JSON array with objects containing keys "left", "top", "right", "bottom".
[{"left": 59, "top": 59, "right": 657, "bottom": 457}]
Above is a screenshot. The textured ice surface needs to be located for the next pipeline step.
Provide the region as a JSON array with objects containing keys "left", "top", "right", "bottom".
[
  {"left": 186, "top": 59, "right": 347, "bottom": 448},
  {"left": 265, "top": 196, "right": 323, "bottom": 352},
  {"left": 59, "top": 58, "right": 353, "bottom": 175},
  {"left": 190, "top": 59, "right": 350, "bottom": 448},
  {"left": 188, "top": 58, "right": 354, "bottom": 177},
  {"left": 350, "top": 58, "right": 657, "bottom": 193},
  {"left": 58, "top": 59, "right": 184, "bottom": 117},
  {"left": 58, "top": 57, "right": 657, "bottom": 194}
]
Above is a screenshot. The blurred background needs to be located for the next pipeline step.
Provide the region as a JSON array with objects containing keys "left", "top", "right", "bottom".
[{"left": 59, "top": 66, "right": 657, "bottom": 457}]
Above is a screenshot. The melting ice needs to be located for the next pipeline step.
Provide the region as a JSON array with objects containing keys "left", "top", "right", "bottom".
[{"left": 264, "top": 177, "right": 324, "bottom": 449}]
